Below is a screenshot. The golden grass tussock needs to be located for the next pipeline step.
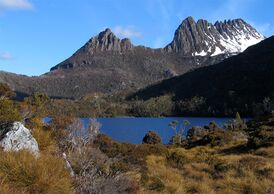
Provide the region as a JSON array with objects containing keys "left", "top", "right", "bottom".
[
  {"left": 145, "top": 155, "right": 186, "bottom": 194},
  {"left": 25, "top": 117, "right": 58, "bottom": 154},
  {"left": 0, "top": 150, "right": 73, "bottom": 194},
  {"left": 254, "top": 146, "right": 274, "bottom": 158},
  {"left": 32, "top": 127, "right": 57, "bottom": 154},
  {"left": 141, "top": 142, "right": 274, "bottom": 194}
]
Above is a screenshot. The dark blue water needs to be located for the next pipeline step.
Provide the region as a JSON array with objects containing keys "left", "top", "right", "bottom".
[
  {"left": 44, "top": 117, "right": 233, "bottom": 144},
  {"left": 80, "top": 117, "right": 232, "bottom": 144}
]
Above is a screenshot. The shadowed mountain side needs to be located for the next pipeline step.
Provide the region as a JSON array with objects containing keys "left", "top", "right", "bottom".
[{"left": 129, "top": 36, "right": 274, "bottom": 115}]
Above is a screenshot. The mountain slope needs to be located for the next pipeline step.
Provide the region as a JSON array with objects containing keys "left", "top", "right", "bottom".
[
  {"left": 130, "top": 36, "right": 274, "bottom": 116},
  {"left": 0, "top": 17, "right": 265, "bottom": 99}
]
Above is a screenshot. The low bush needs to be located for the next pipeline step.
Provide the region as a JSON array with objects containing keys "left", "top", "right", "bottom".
[
  {"left": 142, "top": 131, "right": 162, "bottom": 144},
  {"left": 95, "top": 134, "right": 168, "bottom": 165},
  {"left": 0, "top": 98, "right": 21, "bottom": 123},
  {"left": 247, "top": 125, "right": 274, "bottom": 148},
  {"left": 202, "top": 129, "right": 235, "bottom": 146},
  {"left": 67, "top": 144, "right": 139, "bottom": 194}
]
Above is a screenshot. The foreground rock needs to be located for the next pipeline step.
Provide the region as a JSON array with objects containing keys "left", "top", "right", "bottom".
[{"left": 0, "top": 122, "right": 39, "bottom": 155}]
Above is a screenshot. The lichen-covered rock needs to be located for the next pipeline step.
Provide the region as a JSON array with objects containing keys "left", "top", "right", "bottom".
[{"left": 0, "top": 122, "right": 39, "bottom": 155}]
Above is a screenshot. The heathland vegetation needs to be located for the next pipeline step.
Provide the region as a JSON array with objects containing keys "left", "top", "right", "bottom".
[{"left": 0, "top": 83, "right": 273, "bottom": 193}]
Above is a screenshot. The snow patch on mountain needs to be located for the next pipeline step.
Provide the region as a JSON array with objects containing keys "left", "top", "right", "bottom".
[
  {"left": 195, "top": 50, "right": 207, "bottom": 56},
  {"left": 218, "top": 28, "right": 264, "bottom": 54}
]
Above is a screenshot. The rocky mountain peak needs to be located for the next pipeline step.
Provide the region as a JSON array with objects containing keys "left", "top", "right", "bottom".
[
  {"left": 182, "top": 16, "right": 196, "bottom": 25},
  {"left": 165, "top": 17, "right": 264, "bottom": 56},
  {"left": 80, "top": 28, "right": 134, "bottom": 54},
  {"left": 97, "top": 28, "right": 115, "bottom": 42}
]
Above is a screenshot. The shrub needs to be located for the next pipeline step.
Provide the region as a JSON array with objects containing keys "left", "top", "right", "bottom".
[
  {"left": 0, "top": 150, "right": 73, "bottom": 194},
  {"left": 49, "top": 116, "right": 76, "bottom": 151},
  {"left": 246, "top": 114, "right": 274, "bottom": 149},
  {"left": 24, "top": 92, "right": 49, "bottom": 118},
  {"left": 67, "top": 144, "right": 138, "bottom": 194},
  {"left": 0, "top": 98, "right": 21, "bottom": 123},
  {"left": 187, "top": 126, "right": 208, "bottom": 141},
  {"left": 185, "top": 126, "right": 209, "bottom": 148},
  {"left": 94, "top": 134, "right": 120, "bottom": 157},
  {"left": 247, "top": 125, "right": 274, "bottom": 148},
  {"left": 168, "top": 120, "right": 190, "bottom": 146},
  {"left": 0, "top": 83, "right": 16, "bottom": 99},
  {"left": 225, "top": 112, "right": 247, "bottom": 131},
  {"left": 142, "top": 130, "right": 162, "bottom": 144},
  {"left": 202, "top": 129, "right": 234, "bottom": 146},
  {"left": 95, "top": 135, "right": 168, "bottom": 165}
]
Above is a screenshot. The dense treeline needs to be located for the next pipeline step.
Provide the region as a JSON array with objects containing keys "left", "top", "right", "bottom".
[{"left": 43, "top": 91, "right": 274, "bottom": 118}]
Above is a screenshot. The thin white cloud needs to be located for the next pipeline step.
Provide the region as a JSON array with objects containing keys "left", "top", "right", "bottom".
[
  {"left": 0, "top": 0, "right": 33, "bottom": 10},
  {"left": 113, "top": 26, "right": 142, "bottom": 39},
  {"left": 0, "top": 52, "right": 13, "bottom": 60}
]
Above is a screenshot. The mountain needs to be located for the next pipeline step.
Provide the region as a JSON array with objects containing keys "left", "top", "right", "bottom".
[
  {"left": 165, "top": 17, "right": 264, "bottom": 56},
  {"left": 130, "top": 36, "right": 274, "bottom": 116},
  {"left": 0, "top": 17, "right": 265, "bottom": 99}
]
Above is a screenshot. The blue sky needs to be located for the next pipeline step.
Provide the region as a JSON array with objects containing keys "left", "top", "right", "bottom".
[{"left": 0, "top": 0, "right": 273, "bottom": 76}]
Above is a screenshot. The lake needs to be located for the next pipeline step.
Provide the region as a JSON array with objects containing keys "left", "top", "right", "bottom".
[{"left": 80, "top": 117, "right": 233, "bottom": 144}]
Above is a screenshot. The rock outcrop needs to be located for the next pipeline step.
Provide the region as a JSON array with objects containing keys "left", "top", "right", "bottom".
[
  {"left": 165, "top": 17, "right": 264, "bottom": 56},
  {"left": 78, "top": 28, "right": 134, "bottom": 55},
  {"left": 0, "top": 122, "right": 39, "bottom": 155}
]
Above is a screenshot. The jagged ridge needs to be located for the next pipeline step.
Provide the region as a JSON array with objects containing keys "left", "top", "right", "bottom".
[
  {"left": 0, "top": 17, "right": 268, "bottom": 99},
  {"left": 51, "top": 17, "right": 264, "bottom": 71},
  {"left": 80, "top": 28, "right": 134, "bottom": 54},
  {"left": 165, "top": 16, "right": 264, "bottom": 56}
]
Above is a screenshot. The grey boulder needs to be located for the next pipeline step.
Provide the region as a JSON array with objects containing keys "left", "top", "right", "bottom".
[{"left": 0, "top": 122, "right": 39, "bottom": 155}]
